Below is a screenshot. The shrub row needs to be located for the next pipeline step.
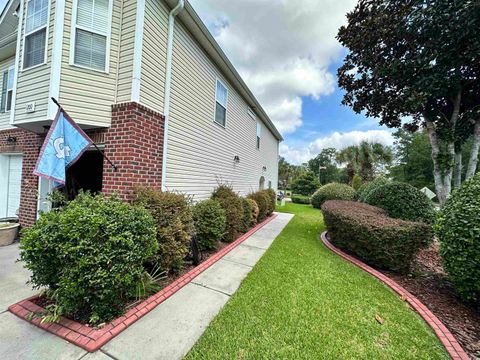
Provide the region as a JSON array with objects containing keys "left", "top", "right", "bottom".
[
  {"left": 322, "top": 200, "right": 432, "bottom": 274},
  {"left": 311, "top": 183, "right": 355, "bottom": 209},
  {"left": 291, "top": 195, "right": 311, "bottom": 204}
]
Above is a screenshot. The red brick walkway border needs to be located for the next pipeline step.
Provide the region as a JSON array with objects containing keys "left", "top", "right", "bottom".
[
  {"left": 320, "top": 231, "right": 469, "bottom": 360},
  {"left": 9, "top": 214, "right": 278, "bottom": 352}
]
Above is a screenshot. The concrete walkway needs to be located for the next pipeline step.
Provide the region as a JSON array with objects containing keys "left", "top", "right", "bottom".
[{"left": 0, "top": 212, "right": 293, "bottom": 360}]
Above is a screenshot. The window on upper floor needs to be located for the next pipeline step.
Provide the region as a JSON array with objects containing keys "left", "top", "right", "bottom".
[
  {"left": 72, "top": 0, "right": 110, "bottom": 72},
  {"left": 256, "top": 121, "right": 261, "bottom": 149},
  {"left": 23, "top": 0, "right": 49, "bottom": 69},
  {"left": 248, "top": 107, "right": 256, "bottom": 120},
  {"left": 1, "top": 66, "right": 15, "bottom": 112},
  {"left": 215, "top": 79, "right": 227, "bottom": 127}
]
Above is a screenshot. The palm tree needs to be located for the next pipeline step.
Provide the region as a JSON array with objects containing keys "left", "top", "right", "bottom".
[{"left": 336, "top": 141, "right": 393, "bottom": 182}]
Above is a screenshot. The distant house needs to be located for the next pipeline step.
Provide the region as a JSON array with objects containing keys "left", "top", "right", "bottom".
[{"left": 0, "top": 0, "right": 282, "bottom": 226}]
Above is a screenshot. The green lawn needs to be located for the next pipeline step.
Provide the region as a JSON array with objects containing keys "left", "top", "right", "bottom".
[{"left": 185, "top": 203, "right": 448, "bottom": 359}]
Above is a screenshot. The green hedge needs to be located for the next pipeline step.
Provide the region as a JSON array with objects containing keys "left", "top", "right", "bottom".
[
  {"left": 133, "top": 187, "right": 193, "bottom": 273},
  {"left": 241, "top": 198, "right": 258, "bottom": 232},
  {"left": 356, "top": 176, "right": 389, "bottom": 202},
  {"left": 291, "top": 195, "right": 311, "bottom": 204},
  {"left": 364, "top": 182, "right": 435, "bottom": 223},
  {"left": 192, "top": 199, "right": 226, "bottom": 251},
  {"left": 20, "top": 192, "right": 158, "bottom": 325},
  {"left": 248, "top": 191, "right": 269, "bottom": 222},
  {"left": 311, "top": 183, "right": 355, "bottom": 209},
  {"left": 262, "top": 189, "right": 276, "bottom": 216},
  {"left": 212, "top": 184, "right": 243, "bottom": 243},
  {"left": 436, "top": 174, "right": 480, "bottom": 302},
  {"left": 322, "top": 200, "right": 432, "bottom": 273}
]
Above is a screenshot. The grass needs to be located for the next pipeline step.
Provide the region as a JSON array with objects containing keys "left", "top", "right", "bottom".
[{"left": 185, "top": 203, "right": 448, "bottom": 359}]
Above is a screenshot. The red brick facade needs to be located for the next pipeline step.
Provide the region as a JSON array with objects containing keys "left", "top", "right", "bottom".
[
  {"left": 0, "top": 101, "right": 165, "bottom": 226},
  {"left": 0, "top": 128, "right": 44, "bottom": 227},
  {"left": 102, "top": 102, "right": 165, "bottom": 200}
]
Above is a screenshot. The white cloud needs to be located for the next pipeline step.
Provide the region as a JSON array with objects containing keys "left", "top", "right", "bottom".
[
  {"left": 190, "top": 0, "right": 357, "bottom": 134},
  {"left": 280, "top": 130, "right": 395, "bottom": 164}
]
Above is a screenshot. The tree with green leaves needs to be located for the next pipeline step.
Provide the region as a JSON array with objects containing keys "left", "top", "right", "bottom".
[
  {"left": 307, "top": 148, "right": 347, "bottom": 185},
  {"left": 290, "top": 171, "right": 320, "bottom": 196},
  {"left": 337, "top": 0, "right": 480, "bottom": 205}
]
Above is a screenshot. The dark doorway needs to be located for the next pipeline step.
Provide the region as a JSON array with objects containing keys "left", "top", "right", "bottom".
[{"left": 65, "top": 150, "right": 103, "bottom": 200}]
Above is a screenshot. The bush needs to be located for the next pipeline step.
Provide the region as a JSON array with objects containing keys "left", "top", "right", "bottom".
[
  {"left": 192, "top": 200, "right": 226, "bottom": 251},
  {"left": 248, "top": 191, "right": 270, "bottom": 222},
  {"left": 133, "top": 187, "right": 193, "bottom": 273},
  {"left": 436, "top": 174, "right": 480, "bottom": 302},
  {"left": 356, "top": 176, "right": 389, "bottom": 202},
  {"left": 311, "top": 183, "right": 355, "bottom": 209},
  {"left": 262, "top": 188, "right": 276, "bottom": 216},
  {"left": 364, "top": 182, "right": 435, "bottom": 223},
  {"left": 290, "top": 172, "right": 320, "bottom": 196},
  {"left": 352, "top": 174, "right": 362, "bottom": 190},
  {"left": 291, "top": 195, "right": 311, "bottom": 204},
  {"left": 212, "top": 184, "right": 243, "bottom": 243},
  {"left": 322, "top": 200, "right": 432, "bottom": 273},
  {"left": 241, "top": 198, "right": 258, "bottom": 232},
  {"left": 20, "top": 192, "right": 158, "bottom": 325}
]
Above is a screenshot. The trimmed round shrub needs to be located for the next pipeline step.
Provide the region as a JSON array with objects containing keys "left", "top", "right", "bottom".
[
  {"left": 356, "top": 176, "right": 389, "bottom": 202},
  {"left": 262, "top": 189, "right": 276, "bottom": 216},
  {"left": 436, "top": 174, "right": 480, "bottom": 302},
  {"left": 133, "top": 187, "right": 194, "bottom": 273},
  {"left": 291, "top": 195, "right": 311, "bottom": 204},
  {"left": 248, "top": 191, "right": 269, "bottom": 222},
  {"left": 311, "top": 183, "right": 355, "bottom": 209},
  {"left": 212, "top": 184, "right": 243, "bottom": 243},
  {"left": 20, "top": 192, "right": 158, "bottom": 325},
  {"left": 364, "top": 182, "right": 435, "bottom": 223},
  {"left": 192, "top": 199, "right": 226, "bottom": 251},
  {"left": 241, "top": 198, "right": 258, "bottom": 232}
]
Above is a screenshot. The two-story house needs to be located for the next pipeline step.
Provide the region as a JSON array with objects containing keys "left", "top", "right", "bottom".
[{"left": 0, "top": 0, "right": 282, "bottom": 227}]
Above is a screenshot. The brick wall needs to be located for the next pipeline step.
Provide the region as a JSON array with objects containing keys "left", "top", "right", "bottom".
[
  {"left": 102, "top": 102, "right": 165, "bottom": 201},
  {"left": 0, "top": 128, "right": 44, "bottom": 227}
]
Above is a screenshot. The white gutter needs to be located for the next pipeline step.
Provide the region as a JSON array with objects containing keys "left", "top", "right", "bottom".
[{"left": 161, "top": 0, "right": 184, "bottom": 191}]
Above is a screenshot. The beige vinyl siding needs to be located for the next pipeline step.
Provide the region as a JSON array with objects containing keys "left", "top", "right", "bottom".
[
  {"left": 13, "top": 0, "right": 55, "bottom": 124},
  {"left": 57, "top": 0, "right": 121, "bottom": 127},
  {"left": 115, "top": 0, "right": 136, "bottom": 103},
  {"left": 139, "top": 0, "right": 168, "bottom": 113},
  {"left": 165, "top": 19, "right": 279, "bottom": 200},
  {"left": 0, "top": 56, "right": 15, "bottom": 130}
]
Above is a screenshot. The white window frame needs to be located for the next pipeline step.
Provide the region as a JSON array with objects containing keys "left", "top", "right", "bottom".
[
  {"left": 21, "top": 0, "right": 51, "bottom": 71},
  {"left": 5, "top": 65, "right": 15, "bottom": 112},
  {"left": 256, "top": 121, "right": 261, "bottom": 150},
  {"left": 69, "top": 0, "right": 113, "bottom": 73},
  {"left": 248, "top": 107, "right": 256, "bottom": 120},
  {"left": 214, "top": 78, "right": 228, "bottom": 128}
]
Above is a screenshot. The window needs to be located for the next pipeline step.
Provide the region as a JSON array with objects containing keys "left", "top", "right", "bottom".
[
  {"left": 256, "top": 121, "right": 261, "bottom": 149},
  {"left": 248, "top": 107, "right": 256, "bottom": 120},
  {"left": 72, "top": 0, "right": 110, "bottom": 71},
  {"left": 0, "top": 66, "right": 14, "bottom": 112},
  {"left": 23, "top": 0, "right": 49, "bottom": 69},
  {"left": 215, "top": 79, "right": 227, "bottom": 126}
]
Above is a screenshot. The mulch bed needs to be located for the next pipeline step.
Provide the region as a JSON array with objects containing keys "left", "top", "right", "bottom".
[{"left": 381, "top": 241, "right": 480, "bottom": 359}]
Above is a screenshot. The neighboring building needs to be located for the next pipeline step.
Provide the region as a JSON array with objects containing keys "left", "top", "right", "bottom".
[{"left": 0, "top": 0, "right": 282, "bottom": 226}]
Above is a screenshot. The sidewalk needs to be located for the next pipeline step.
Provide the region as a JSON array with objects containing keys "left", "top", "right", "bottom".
[{"left": 0, "top": 212, "right": 294, "bottom": 360}]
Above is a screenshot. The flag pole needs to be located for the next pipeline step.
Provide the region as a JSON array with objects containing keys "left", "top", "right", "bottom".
[{"left": 50, "top": 97, "right": 117, "bottom": 171}]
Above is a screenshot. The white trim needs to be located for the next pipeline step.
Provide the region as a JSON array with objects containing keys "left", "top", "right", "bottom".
[
  {"left": 247, "top": 107, "right": 256, "bottom": 120},
  {"left": 9, "top": 0, "right": 23, "bottom": 125},
  {"left": 69, "top": 0, "right": 113, "bottom": 74},
  {"left": 21, "top": 0, "right": 51, "bottom": 71},
  {"left": 4, "top": 64, "right": 15, "bottom": 112},
  {"left": 47, "top": 0, "right": 65, "bottom": 119},
  {"left": 130, "top": 0, "right": 145, "bottom": 102},
  {"left": 161, "top": 0, "right": 184, "bottom": 191},
  {"left": 213, "top": 77, "right": 228, "bottom": 127}
]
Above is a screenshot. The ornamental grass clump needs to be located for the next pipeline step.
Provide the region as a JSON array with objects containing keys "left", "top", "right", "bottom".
[
  {"left": 311, "top": 183, "right": 355, "bottom": 209},
  {"left": 192, "top": 199, "right": 226, "bottom": 251},
  {"left": 211, "top": 184, "right": 243, "bottom": 243},
  {"left": 133, "top": 187, "right": 194, "bottom": 274},
  {"left": 364, "top": 181, "right": 435, "bottom": 223},
  {"left": 436, "top": 174, "right": 480, "bottom": 302},
  {"left": 322, "top": 200, "right": 432, "bottom": 273},
  {"left": 20, "top": 192, "right": 158, "bottom": 325}
]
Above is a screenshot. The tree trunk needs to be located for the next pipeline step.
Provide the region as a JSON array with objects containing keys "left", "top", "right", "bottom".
[
  {"left": 426, "top": 120, "right": 453, "bottom": 206},
  {"left": 453, "top": 148, "right": 462, "bottom": 188},
  {"left": 466, "top": 119, "right": 480, "bottom": 179}
]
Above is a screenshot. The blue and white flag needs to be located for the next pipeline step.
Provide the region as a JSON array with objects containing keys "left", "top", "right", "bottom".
[{"left": 33, "top": 109, "right": 92, "bottom": 185}]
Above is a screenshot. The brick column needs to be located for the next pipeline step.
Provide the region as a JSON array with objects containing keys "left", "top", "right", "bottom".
[
  {"left": 0, "top": 129, "right": 43, "bottom": 227},
  {"left": 102, "top": 102, "right": 165, "bottom": 201}
]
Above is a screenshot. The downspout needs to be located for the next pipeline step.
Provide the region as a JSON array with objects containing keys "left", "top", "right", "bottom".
[{"left": 161, "top": 0, "right": 185, "bottom": 191}]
